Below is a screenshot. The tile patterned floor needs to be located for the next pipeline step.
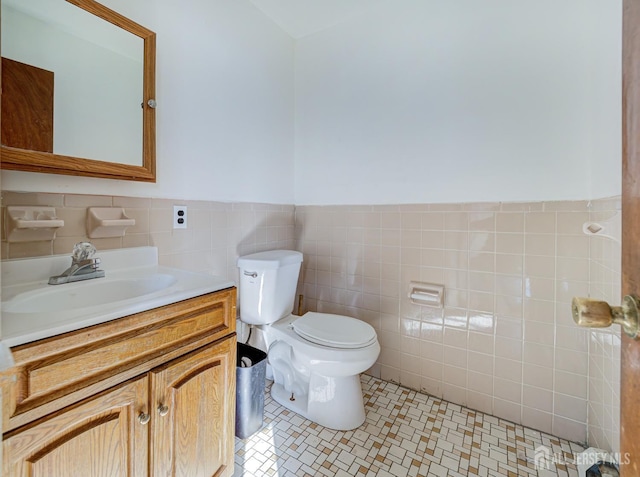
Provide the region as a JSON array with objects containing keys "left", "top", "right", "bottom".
[{"left": 234, "top": 375, "right": 584, "bottom": 477}]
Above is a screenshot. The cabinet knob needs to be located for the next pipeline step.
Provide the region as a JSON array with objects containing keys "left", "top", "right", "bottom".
[
  {"left": 138, "top": 412, "right": 151, "bottom": 425},
  {"left": 158, "top": 404, "right": 169, "bottom": 417},
  {"left": 571, "top": 295, "right": 640, "bottom": 338}
]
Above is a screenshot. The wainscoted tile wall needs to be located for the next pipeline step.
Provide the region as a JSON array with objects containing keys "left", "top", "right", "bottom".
[
  {"left": 295, "top": 198, "right": 621, "bottom": 447},
  {"left": 586, "top": 198, "right": 621, "bottom": 453},
  {"left": 0, "top": 191, "right": 296, "bottom": 281},
  {"left": 0, "top": 190, "right": 621, "bottom": 451}
]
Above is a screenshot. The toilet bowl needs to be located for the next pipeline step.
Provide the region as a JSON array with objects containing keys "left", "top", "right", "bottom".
[
  {"left": 237, "top": 250, "right": 381, "bottom": 431},
  {"left": 266, "top": 313, "right": 380, "bottom": 430}
]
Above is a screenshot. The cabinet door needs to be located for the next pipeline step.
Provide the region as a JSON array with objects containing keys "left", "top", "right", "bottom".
[
  {"left": 3, "top": 376, "right": 149, "bottom": 477},
  {"left": 150, "top": 335, "right": 236, "bottom": 477}
]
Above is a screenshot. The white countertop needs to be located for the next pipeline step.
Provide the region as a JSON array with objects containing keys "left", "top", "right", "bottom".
[{"left": 1, "top": 247, "right": 235, "bottom": 347}]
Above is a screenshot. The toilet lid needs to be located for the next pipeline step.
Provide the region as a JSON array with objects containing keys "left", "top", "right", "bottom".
[{"left": 292, "top": 312, "right": 377, "bottom": 349}]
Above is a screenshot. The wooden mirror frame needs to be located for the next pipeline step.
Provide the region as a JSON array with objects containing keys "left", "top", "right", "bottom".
[{"left": 0, "top": 0, "right": 156, "bottom": 182}]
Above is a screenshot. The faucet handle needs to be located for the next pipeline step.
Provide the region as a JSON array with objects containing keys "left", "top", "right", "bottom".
[{"left": 72, "top": 242, "right": 97, "bottom": 262}]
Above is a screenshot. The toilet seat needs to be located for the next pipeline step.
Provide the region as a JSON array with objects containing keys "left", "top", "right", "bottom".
[{"left": 292, "top": 312, "right": 377, "bottom": 349}]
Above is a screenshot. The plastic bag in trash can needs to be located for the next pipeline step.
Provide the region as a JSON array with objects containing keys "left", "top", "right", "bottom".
[
  {"left": 236, "top": 343, "right": 267, "bottom": 439},
  {"left": 586, "top": 462, "right": 619, "bottom": 477}
]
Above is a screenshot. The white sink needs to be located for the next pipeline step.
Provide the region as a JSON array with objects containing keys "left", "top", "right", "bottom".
[
  {"left": 1, "top": 247, "right": 235, "bottom": 347},
  {"left": 3, "top": 273, "right": 178, "bottom": 314}
]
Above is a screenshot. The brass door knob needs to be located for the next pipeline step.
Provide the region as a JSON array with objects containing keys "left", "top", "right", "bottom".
[{"left": 571, "top": 295, "right": 639, "bottom": 338}]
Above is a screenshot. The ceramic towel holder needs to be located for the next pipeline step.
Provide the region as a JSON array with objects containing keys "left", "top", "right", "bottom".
[
  {"left": 6, "top": 206, "right": 65, "bottom": 242},
  {"left": 87, "top": 207, "right": 135, "bottom": 238},
  {"left": 408, "top": 281, "right": 444, "bottom": 307}
]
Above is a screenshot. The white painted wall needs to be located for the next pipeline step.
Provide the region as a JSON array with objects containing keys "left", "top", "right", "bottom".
[
  {"left": 586, "top": 0, "right": 623, "bottom": 200},
  {"left": 2, "top": 0, "right": 295, "bottom": 204},
  {"left": 294, "top": 0, "right": 622, "bottom": 205},
  {"left": 3, "top": 0, "right": 621, "bottom": 206}
]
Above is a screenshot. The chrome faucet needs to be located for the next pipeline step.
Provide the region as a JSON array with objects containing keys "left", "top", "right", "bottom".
[{"left": 48, "top": 242, "right": 105, "bottom": 285}]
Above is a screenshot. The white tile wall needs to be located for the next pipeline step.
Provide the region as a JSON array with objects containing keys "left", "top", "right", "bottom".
[
  {"left": 1, "top": 191, "right": 296, "bottom": 285},
  {"left": 296, "top": 199, "right": 621, "bottom": 446},
  {"left": 1, "top": 191, "right": 620, "bottom": 450},
  {"left": 586, "top": 197, "right": 621, "bottom": 453}
]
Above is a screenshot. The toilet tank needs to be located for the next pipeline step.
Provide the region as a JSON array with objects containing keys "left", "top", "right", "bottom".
[{"left": 237, "top": 250, "right": 303, "bottom": 325}]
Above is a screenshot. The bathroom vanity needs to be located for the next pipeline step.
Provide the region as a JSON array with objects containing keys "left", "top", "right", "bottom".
[{"left": 0, "top": 248, "right": 237, "bottom": 476}]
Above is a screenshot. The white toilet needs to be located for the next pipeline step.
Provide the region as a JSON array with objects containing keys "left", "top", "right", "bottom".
[{"left": 237, "top": 250, "right": 380, "bottom": 430}]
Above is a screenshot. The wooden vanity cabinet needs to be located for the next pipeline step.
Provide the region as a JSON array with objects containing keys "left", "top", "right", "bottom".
[
  {"left": 4, "top": 376, "right": 150, "bottom": 477},
  {"left": 150, "top": 336, "right": 235, "bottom": 477},
  {"left": 2, "top": 288, "right": 237, "bottom": 477}
]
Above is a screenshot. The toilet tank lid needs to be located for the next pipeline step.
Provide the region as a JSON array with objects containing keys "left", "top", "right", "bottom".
[{"left": 237, "top": 250, "right": 303, "bottom": 269}]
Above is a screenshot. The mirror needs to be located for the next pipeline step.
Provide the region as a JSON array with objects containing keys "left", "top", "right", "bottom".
[{"left": 0, "top": 0, "right": 156, "bottom": 182}]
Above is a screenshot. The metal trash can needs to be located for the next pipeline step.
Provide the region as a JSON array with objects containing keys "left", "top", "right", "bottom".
[
  {"left": 235, "top": 343, "right": 267, "bottom": 439},
  {"left": 577, "top": 448, "right": 620, "bottom": 477}
]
